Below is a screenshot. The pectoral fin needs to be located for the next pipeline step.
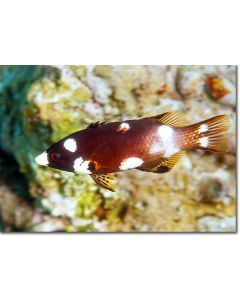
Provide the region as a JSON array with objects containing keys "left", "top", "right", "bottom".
[
  {"left": 138, "top": 151, "right": 185, "bottom": 173},
  {"left": 90, "top": 174, "right": 115, "bottom": 192}
]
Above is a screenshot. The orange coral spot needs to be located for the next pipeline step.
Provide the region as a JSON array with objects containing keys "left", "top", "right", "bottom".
[
  {"left": 206, "top": 76, "right": 230, "bottom": 100},
  {"left": 156, "top": 83, "right": 168, "bottom": 95},
  {"left": 94, "top": 203, "right": 109, "bottom": 220}
]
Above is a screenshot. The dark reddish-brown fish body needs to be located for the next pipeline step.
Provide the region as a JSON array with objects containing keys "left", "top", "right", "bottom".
[
  {"left": 35, "top": 112, "right": 230, "bottom": 191},
  {"left": 67, "top": 118, "right": 165, "bottom": 174}
]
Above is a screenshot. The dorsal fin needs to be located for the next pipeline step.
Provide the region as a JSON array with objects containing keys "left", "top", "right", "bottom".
[
  {"left": 90, "top": 174, "right": 115, "bottom": 192},
  {"left": 138, "top": 151, "right": 185, "bottom": 173},
  {"left": 154, "top": 112, "right": 187, "bottom": 127},
  {"left": 87, "top": 121, "right": 107, "bottom": 129}
]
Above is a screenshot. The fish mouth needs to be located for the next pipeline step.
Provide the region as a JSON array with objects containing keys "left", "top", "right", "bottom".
[{"left": 35, "top": 152, "right": 49, "bottom": 166}]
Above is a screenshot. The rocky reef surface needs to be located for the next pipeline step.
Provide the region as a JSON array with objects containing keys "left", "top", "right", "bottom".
[{"left": 0, "top": 65, "right": 236, "bottom": 232}]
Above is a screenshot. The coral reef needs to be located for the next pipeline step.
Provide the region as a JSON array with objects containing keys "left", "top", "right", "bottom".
[{"left": 0, "top": 65, "right": 236, "bottom": 232}]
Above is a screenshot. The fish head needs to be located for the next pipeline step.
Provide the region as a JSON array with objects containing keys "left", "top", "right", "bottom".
[
  {"left": 35, "top": 137, "right": 81, "bottom": 173},
  {"left": 35, "top": 137, "right": 95, "bottom": 174}
]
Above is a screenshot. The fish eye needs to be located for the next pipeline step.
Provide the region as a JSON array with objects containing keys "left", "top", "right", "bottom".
[{"left": 50, "top": 152, "right": 61, "bottom": 162}]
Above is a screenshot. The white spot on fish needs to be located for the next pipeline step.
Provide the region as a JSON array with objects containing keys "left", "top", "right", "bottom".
[
  {"left": 199, "top": 137, "right": 209, "bottom": 147},
  {"left": 35, "top": 152, "right": 49, "bottom": 166},
  {"left": 64, "top": 138, "right": 77, "bottom": 152},
  {"left": 158, "top": 125, "right": 174, "bottom": 141},
  {"left": 117, "top": 122, "right": 130, "bottom": 132},
  {"left": 149, "top": 125, "right": 179, "bottom": 157},
  {"left": 73, "top": 157, "right": 92, "bottom": 174},
  {"left": 119, "top": 157, "right": 143, "bottom": 170},
  {"left": 149, "top": 143, "right": 162, "bottom": 154},
  {"left": 198, "top": 124, "right": 208, "bottom": 133}
]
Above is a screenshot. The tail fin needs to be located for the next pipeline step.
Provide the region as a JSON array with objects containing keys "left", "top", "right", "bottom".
[{"left": 186, "top": 115, "right": 230, "bottom": 153}]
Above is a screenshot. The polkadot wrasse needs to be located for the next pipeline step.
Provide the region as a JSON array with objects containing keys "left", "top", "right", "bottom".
[{"left": 35, "top": 112, "right": 230, "bottom": 192}]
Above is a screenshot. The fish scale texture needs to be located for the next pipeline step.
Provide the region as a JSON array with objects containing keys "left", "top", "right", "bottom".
[{"left": 0, "top": 65, "right": 236, "bottom": 232}]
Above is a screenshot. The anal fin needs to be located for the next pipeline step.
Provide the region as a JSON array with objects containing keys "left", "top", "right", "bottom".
[
  {"left": 138, "top": 151, "right": 185, "bottom": 173},
  {"left": 90, "top": 174, "right": 115, "bottom": 192}
]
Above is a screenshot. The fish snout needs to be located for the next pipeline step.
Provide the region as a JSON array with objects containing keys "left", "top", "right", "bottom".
[{"left": 35, "top": 152, "right": 49, "bottom": 166}]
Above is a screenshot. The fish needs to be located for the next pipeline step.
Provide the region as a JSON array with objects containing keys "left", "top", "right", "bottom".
[{"left": 35, "top": 112, "right": 230, "bottom": 192}]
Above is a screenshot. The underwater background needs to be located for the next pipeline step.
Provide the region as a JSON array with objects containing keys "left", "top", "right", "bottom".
[{"left": 0, "top": 65, "right": 236, "bottom": 232}]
